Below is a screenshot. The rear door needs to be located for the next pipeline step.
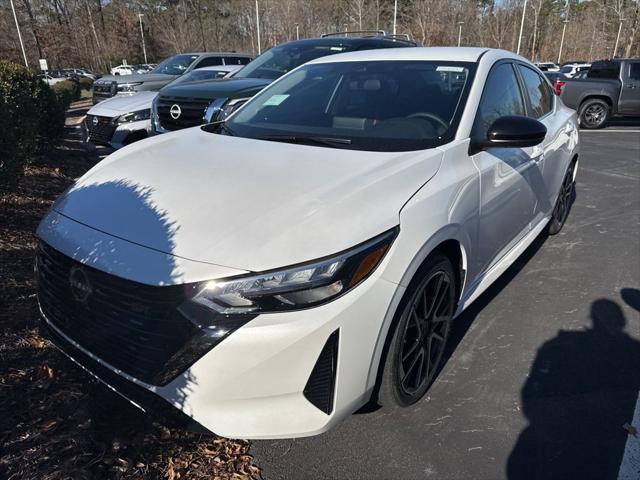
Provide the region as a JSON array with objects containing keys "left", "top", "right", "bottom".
[
  {"left": 619, "top": 61, "right": 640, "bottom": 115},
  {"left": 515, "top": 63, "right": 567, "bottom": 223},
  {"left": 470, "top": 61, "right": 539, "bottom": 274}
]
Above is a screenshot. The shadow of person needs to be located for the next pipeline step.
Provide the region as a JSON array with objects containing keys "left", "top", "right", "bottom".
[{"left": 507, "top": 298, "right": 640, "bottom": 480}]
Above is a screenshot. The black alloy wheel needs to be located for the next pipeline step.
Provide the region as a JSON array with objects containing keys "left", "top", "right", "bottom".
[
  {"left": 548, "top": 161, "right": 576, "bottom": 235},
  {"left": 378, "top": 253, "right": 456, "bottom": 407}
]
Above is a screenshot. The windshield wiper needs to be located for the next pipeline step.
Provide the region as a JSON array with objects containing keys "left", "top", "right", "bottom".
[
  {"left": 258, "top": 135, "right": 352, "bottom": 148},
  {"left": 202, "top": 120, "right": 235, "bottom": 136}
]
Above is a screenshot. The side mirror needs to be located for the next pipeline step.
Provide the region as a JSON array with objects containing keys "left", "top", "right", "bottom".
[{"left": 470, "top": 115, "right": 547, "bottom": 154}]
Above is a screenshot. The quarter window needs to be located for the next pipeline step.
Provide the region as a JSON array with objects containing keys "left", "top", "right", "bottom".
[
  {"left": 517, "top": 65, "right": 553, "bottom": 118},
  {"left": 474, "top": 63, "right": 525, "bottom": 138}
]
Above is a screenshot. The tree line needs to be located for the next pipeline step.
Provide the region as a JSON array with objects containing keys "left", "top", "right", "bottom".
[{"left": 1, "top": 0, "right": 638, "bottom": 73}]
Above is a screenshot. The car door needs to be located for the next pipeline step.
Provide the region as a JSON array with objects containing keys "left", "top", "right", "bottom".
[
  {"left": 470, "top": 61, "right": 539, "bottom": 275},
  {"left": 515, "top": 63, "right": 565, "bottom": 223},
  {"left": 619, "top": 61, "right": 640, "bottom": 115}
]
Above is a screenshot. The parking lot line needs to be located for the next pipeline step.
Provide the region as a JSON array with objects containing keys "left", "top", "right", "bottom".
[
  {"left": 580, "top": 130, "right": 640, "bottom": 133},
  {"left": 618, "top": 392, "right": 640, "bottom": 480}
]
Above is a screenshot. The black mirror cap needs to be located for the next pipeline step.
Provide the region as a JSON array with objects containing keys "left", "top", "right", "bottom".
[{"left": 470, "top": 115, "right": 547, "bottom": 154}]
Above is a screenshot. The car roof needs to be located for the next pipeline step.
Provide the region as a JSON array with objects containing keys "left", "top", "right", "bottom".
[
  {"left": 183, "top": 52, "right": 253, "bottom": 57},
  {"left": 308, "top": 46, "right": 503, "bottom": 65},
  {"left": 271, "top": 36, "right": 418, "bottom": 49}
]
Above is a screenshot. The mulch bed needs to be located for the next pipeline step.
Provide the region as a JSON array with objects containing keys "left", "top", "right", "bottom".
[{"left": 0, "top": 102, "right": 260, "bottom": 480}]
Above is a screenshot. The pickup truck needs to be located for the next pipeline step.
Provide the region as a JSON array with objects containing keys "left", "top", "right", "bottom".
[{"left": 560, "top": 58, "right": 640, "bottom": 128}]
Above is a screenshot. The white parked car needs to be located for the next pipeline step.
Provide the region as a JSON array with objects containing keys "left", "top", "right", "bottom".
[
  {"left": 534, "top": 62, "right": 559, "bottom": 72},
  {"left": 40, "top": 73, "right": 67, "bottom": 86},
  {"left": 110, "top": 64, "right": 136, "bottom": 76},
  {"left": 559, "top": 63, "right": 591, "bottom": 78},
  {"left": 84, "top": 66, "right": 243, "bottom": 149},
  {"left": 37, "top": 47, "right": 579, "bottom": 439}
]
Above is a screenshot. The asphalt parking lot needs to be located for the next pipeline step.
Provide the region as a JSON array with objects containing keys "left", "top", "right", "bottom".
[{"left": 251, "top": 124, "right": 640, "bottom": 480}]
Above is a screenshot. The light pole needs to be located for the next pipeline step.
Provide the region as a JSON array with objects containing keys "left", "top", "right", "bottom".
[
  {"left": 612, "top": 18, "right": 624, "bottom": 58},
  {"left": 138, "top": 14, "right": 148, "bottom": 64},
  {"left": 255, "top": 0, "right": 261, "bottom": 54},
  {"left": 393, "top": 0, "right": 398, "bottom": 35},
  {"left": 457, "top": 21, "right": 464, "bottom": 47},
  {"left": 9, "top": 0, "right": 28, "bottom": 67},
  {"left": 295, "top": 23, "right": 299, "bottom": 40},
  {"left": 557, "top": 20, "right": 569, "bottom": 64},
  {"left": 516, "top": 0, "right": 528, "bottom": 55}
]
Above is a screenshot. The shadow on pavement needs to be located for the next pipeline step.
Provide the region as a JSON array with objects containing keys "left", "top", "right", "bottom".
[{"left": 506, "top": 290, "right": 640, "bottom": 480}]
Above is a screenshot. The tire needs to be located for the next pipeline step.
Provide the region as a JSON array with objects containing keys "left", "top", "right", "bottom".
[
  {"left": 377, "top": 253, "right": 456, "bottom": 408},
  {"left": 547, "top": 160, "right": 576, "bottom": 235},
  {"left": 579, "top": 99, "right": 610, "bottom": 129}
]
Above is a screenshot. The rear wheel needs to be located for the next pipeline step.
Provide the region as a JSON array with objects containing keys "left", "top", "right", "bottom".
[
  {"left": 547, "top": 161, "right": 576, "bottom": 235},
  {"left": 378, "top": 254, "right": 456, "bottom": 407},
  {"left": 579, "top": 99, "right": 609, "bottom": 129}
]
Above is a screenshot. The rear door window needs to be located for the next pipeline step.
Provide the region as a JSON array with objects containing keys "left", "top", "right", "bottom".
[{"left": 629, "top": 62, "right": 640, "bottom": 81}]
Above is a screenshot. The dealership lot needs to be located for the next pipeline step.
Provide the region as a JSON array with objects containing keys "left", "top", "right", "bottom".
[{"left": 251, "top": 127, "right": 640, "bottom": 480}]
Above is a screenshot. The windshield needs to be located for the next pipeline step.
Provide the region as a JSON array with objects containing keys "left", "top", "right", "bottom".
[
  {"left": 219, "top": 61, "right": 475, "bottom": 152},
  {"left": 168, "top": 69, "right": 230, "bottom": 86},
  {"left": 152, "top": 54, "right": 200, "bottom": 76},
  {"left": 235, "top": 43, "right": 353, "bottom": 80}
]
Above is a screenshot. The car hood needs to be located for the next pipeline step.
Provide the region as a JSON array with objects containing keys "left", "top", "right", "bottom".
[
  {"left": 97, "top": 73, "right": 177, "bottom": 84},
  {"left": 49, "top": 128, "right": 444, "bottom": 273},
  {"left": 159, "top": 77, "right": 271, "bottom": 99},
  {"left": 88, "top": 91, "right": 156, "bottom": 117}
]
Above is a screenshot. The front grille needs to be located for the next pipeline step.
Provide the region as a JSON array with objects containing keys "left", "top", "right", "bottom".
[
  {"left": 85, "top": 115, "right": 116, "bottom": 145},
  {"left": 157, "top": 96, "right": 211, "bottom": 131},
  {"left": 303, "top": 330, "right": 339, "bottom": 414},
  {"left": 36, "top": 241, "right": 206, "bottom": 385},
  {"left": 92, "top": 81, "right": 117, "bottom": 102}
]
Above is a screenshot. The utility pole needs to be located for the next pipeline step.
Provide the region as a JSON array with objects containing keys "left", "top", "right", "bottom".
[
  {"left": 612, "top": 18, "right": 624, "bottom": 58},
  {"left": 393, "top": 0, "right": 398, "bottom": 35},
  {"left": 457, "top": 21, "right": 464, "bottom": 47},
  {"left": 255, "top": 0, "right": 261, "bottom": 54},
  {"left": 558, "top": 20, "right": 569, "bottom": 64},
  {"left": 9, "top": 0, "right": 28, "bottom": 67},
  {"left": 516, "top": 0, "right": 528, "bottom": 55},
  {"left": 295, "top": 23, "right": 299, "bottom": 40},
  {"left": 138, "top": 14, "right": 148, "bottom": 64}
]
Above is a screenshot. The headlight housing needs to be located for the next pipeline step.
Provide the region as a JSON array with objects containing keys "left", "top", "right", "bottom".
[
  {"left": 117, "top": 82, "right": 143, "bottom": 93},
  {"left": 217, "top": 97, "right": 250, "bottom": 121},
  {"left": 188, "top": 228, "right": 397, "bottom": 315},
  {"left": 116, "top": 109, "right": 151, "bottom": 124}
]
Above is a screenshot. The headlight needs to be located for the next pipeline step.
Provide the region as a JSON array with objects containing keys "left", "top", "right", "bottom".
[
  {"left": 188, "top": 228, "right": 397, "bottom": 315},
  {"left": 217, "top": 97, "right": 250, "bottom": 121},
  {"left": 117, "top": 82, "right": 143, "bottom": 92},
  {"left": 116, "top": 109, "right": 151, "bottom": 124}
]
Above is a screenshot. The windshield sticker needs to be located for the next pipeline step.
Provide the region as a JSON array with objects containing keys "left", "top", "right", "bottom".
[
  {"left": 263, "top": 94, "right": 290, "bottom": 106},
  {"left": 436, "top": 66, "right": 465, "bottom": 72}
]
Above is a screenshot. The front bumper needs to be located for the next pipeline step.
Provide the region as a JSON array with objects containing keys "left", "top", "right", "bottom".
[
  {"left": 83, "top": 116, "right": 151, "bottom": 150},
  {"left": 39, "top": 268, "right": 399, "bottom": 439}
]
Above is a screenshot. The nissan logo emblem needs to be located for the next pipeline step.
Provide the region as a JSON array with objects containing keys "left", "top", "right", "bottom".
[
  {"left": 92, "top": 116, "right": 99, "bottom": 126},
  {"left": 170, "top": 104, "right": 182, "bottom": 120},
  {"left": 69, "top": 266, "right": 93, "bottom": 303}
]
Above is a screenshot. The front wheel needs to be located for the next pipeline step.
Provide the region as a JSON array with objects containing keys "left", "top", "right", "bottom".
[
  {"left": 579, "top": 99, "right": 610, "bottom": 129},
  {"left": 547, "top": 161, "right": 576, "bottom": 235},
  {"left": 377, "top": 254, "right": 456, "bottom": 407}
]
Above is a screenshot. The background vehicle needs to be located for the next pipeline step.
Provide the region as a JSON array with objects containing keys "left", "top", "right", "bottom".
[
  {"left": 544, "top": 71, "right": 566, "bottom": 94},
  {"left": 152, "top": 31, "right": 418, "bottom": 133},
  {"left": 559, "top": 63, "right": 591, "bottom": 78},
  {"left": 40, "top": 73, "right": 67, "bottom": 86},
  {"left": 63, "top": 68, "right": 98, "bottom": 79},
  {"left": 110, "top": 64, "right": 136, "bottom": 76},
  {"left": 37, "top": 47, "right": 579, "bottom": 440},
  {"left": 535, "top": 62, "right": 559, "bottom": 72},
  {"left": 561, "top": 58, "right": 640, "bottom": 128},
  {"left": 83, "top": 66, "right": 242, "bottom": 149},
  {"left": 93, "top": 52, "right": 253, "bottom": 104}
]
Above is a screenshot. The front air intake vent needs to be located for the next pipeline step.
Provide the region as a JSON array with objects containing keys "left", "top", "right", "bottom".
[{"left": 303, "top": 330, "right": 339, "bottom": 415}]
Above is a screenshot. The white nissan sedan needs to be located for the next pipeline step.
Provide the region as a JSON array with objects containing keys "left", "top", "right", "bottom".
[{"left": 36, "top": 47, "right": 579, "bottom": 439}]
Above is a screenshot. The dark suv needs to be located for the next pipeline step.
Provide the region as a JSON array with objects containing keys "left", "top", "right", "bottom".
[
  {"left": 152, "top": 32, "right": 418, "bottom": 133},
  {"left": 92, "top": 52, "right": 253, "bottom": 104}
]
